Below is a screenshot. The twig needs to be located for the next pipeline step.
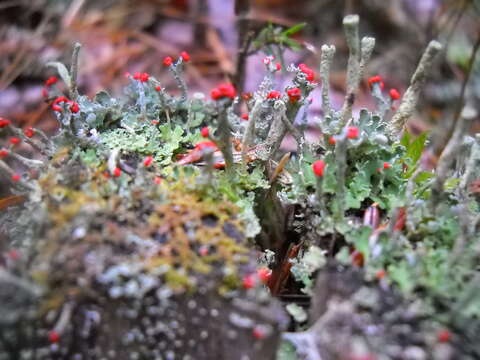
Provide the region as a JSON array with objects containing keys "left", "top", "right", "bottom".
[
  {"left": 233, "top": 0, "right": 252, "bottom": 96},
  {"left": 435, "top": 32, "right": 480, "bottom": 156}
]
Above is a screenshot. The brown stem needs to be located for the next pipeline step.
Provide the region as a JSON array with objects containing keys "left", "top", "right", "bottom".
[
  {"left": 233, "top": 0, "right": 252, "bottom": 97},
  {"left": 434, "top": 31, "right": 480, "bottom": 157},
  {"left": 192, "top": 0, "right": 209, "bottom": 48}
]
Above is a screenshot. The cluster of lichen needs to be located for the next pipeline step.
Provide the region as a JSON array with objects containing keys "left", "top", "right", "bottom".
[{"left": 1, "top": 13, "right": 480, "bottom": 360}]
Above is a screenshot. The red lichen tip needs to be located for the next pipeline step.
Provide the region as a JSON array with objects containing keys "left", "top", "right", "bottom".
[
  {"left": 48, "top": 330, "right": 60, "bottom": 344},
  {"left": 329, "top": 136, "right": 336, "bottom": 145},
  {"left": 45, "top": 76, "right": 58, "bottom": 87},
  {"left": 0, "top": 118, "right": 12, "bottom": 128},
  {"left": 287, "top": 87, "right": 301, "bottom": 103},
  {"left": 155, "top": 85, "right": 162, "bottom": 91},
  {"left": 139, "top": 72, "right": 150, "bottom": 82},
  {"left": 163, "top": 56, "right": 173, "bottom": 67},
  {"left": 346, "top": 126, "right": 359, "bottom": 139},
  {"left": 211, "top": 83, "right": 236, "bottom": 100},
  {"left": 242, "top": 274, "right": 256, "bottom": 289},
  {"left": 241, "top": 113, "right": 249, "bottom": 121},
  {"left": 276, "top": 63, "right": 281, "bottom": 71},
  {"left": 194, "top": 141, "right": 217, "bottom": 151},
  {"left": 113, "top": 167, "right": 121, "bottom": 177},
  {"left": 368, "top": 75, "right": 382, "bottom": 86},
  {"left": 437, "top": 329, "right": 451, "bottom": 343},
  {"left": 312, "top": 160, "right": 326, "bottom": 177},
  {"left": 298, "top": 63, "right": 315, "bottom": 81},
  {"left": 0, "top": 149, "right": 8, "bottom": 158},
  {"left": 199, "top": 246, "right": 209, "bottom": 256},
  {"left": 143, "top": 156, "right": 154, "bottom": 167},
  {"left": 180, "top": 51, "right": 190, "bottom": 62},
  {"left": 11, "top": 174, "right": 21, "bottom": 182},
  {"left": 200, "top": 127, "right": 209, "bottom": 138},
  {"left": 389, "top": 88, "right": 401, "bottom": 100},
  {"left": 133, "top": 72, "right": 141, "bottom": 80},
  {"left": 24, "top": 127, "right": 35, "bottom": 138},
  {"left": 257, "top": 267, "right": 272, "bottom": 284},
  {"left": 9, "top": 137, "right": 21, "bottom": 145},
  {"left": 383, "top": 162, "right": 391, "bottom": 169},
  {"left": 375, "top": 269, "right": 386, "bottom": 280},
  {"left": 211, "top": 88, "right": 222, "bottom": 100},
  {"left": 70, "top": 102, "right": 80, "bottom": 113},
  {"left": 217, "top": 83, "right": 236, "bottom": 98},
  {"left": 154, "top": 176, "right": 162, "bottom": 184},
  {"left": 7, "top": 249, "right": 19, "bottom": 261},
  {"left": 266, "top": 90, "right": 281, "bottom": 100},
  {"left": 351, "top": 250, "right": 364, "bottom": 267},
  {"left": 252, "top": 326, "right": 267, "bottom": 340}
]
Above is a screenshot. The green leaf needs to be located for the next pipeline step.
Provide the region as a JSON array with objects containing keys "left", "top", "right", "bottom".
[
  {"left": 405, "top": 132, "right": 428, "bottom": 165},
  {"left": 46, "top": 61, "right": 71, "bottom": 89},
  {"left": 388, "top": 261, "right": 415, "bottom": 294},
  {"left": 415, "top": 171, "right": 434, "bottom": 184},
  {"left": 445, "top": 177, "right": 460, "bottom": 190},
  {"left": 282, "top": 37, "right": 303, "bottom": 51},
  {"left": 281, "top": 23, "right": 306, "bottom": 37},
  {"left": 400, "top": 131, "right": 411, "bottom": 149},
  {"left": 286, "top": 303, "right": 307, "bottom": 323},
  {"left": 94, "top": 90, "right": 113, "bottom": 106}
]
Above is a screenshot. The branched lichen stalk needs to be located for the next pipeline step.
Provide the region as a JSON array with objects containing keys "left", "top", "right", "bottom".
[
  {"left": 170, "top": 62, "right": 188, "bottom": 104},
  {"left": 448, "top": 203, "right": 472, "bottom": 267},
  {"left": 70, "top": 42, "right": 81, "bottom": 101},
  {"left": 10, "top": 152, "right": 44, "bottom": 168},
  {"left": 405, "top": 167, "right": 423, "bottom": 233},
  {"left": 241, "top": 99, "right": 261, "bottom": 166},
  {"left": 319, "top": 44, "right": 336, "bottom": 120},
  {"left": 0, "top": 160, "right": 35, "bottom": 190},
  {"left": 263, "top": 103, "right": 299, "bottom": 160},
  {"left": 343, "top": 15, "right": 360, "bottom": 94},
  {"left": 216, "top": 107, "right": 234, "bottom": 175},
  {"left": 339, "top": 35, "right": 375, "bottom": 128},
  {"left": 459, "top": 134, "right": 480, "bottom": 192},
  {"left": 315, "top": 176, "right": 328, "bottom": 217},
  {"left": 280, "top": 110, "right": 305, "bottom": 156},
  {"left": 333, "top": 135, "right": 348, "bottom": 220},
  {"left": 388, "top": 40, "right": 442, "bottom": 137},
  {"left": 7, "top": 124, "right": 50, "bottom": 156},
  {"left": 429, "top": 108, "right": 472, "bottom": 212}
]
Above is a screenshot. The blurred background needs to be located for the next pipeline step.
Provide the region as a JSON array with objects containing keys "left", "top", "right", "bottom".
[{"left": 0, "top": 0, "right": 479, "bottom": 161}]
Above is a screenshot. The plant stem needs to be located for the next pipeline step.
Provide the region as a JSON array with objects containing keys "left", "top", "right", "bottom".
[
  {"left": 233, "top": 0, "right": 252, "bottom": 96},
  {"left": 388, "top": 40, "right": 442, "bottom": 137},
  {"left": 70, "top": 42, "right": 81, "bottom": 101}
]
